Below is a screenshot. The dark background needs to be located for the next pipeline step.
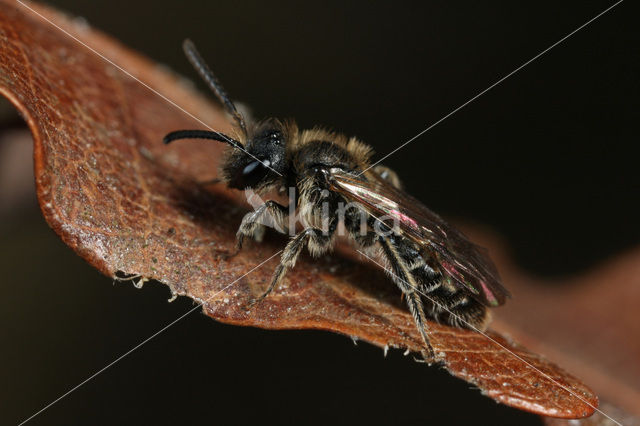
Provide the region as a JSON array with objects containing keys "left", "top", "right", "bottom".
[{"left": 1, "top": 1, "right": 637, "bottom": 425}]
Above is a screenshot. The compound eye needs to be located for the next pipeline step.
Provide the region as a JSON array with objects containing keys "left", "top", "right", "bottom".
[
  {"left": 242, "top": 160, "right": 262, "bottom": 175},
  {"left": 237, "top": 159, "right": 271, "bottom": 188}
]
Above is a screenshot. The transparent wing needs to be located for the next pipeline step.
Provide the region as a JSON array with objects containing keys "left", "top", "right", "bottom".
[{"left": 328, "top": 169, "right": 509, "bottom": 307}]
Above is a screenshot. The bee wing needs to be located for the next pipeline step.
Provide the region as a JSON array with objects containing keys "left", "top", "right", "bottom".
[{"left": 328, "top": 169, "right": 509, "bottom": 307}]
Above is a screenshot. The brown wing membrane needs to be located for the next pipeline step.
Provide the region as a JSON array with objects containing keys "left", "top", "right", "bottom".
[{"left": 327, "top": 168, "right": 509, "bottom": 307}]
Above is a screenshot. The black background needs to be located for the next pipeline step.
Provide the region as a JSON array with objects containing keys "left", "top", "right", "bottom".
[{"left": 1, "top": 1, "right": 638, "bottom": 425}]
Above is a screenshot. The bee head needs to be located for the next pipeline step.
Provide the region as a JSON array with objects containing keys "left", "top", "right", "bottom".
[
  {"left": 221, "top": 120, "right": 289, "bottom": 190},
  {"left": 163, "top": 41, "right": 292, "bottom": 191}
]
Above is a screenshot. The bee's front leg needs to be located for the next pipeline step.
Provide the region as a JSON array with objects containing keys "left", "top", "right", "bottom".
[{"left": 235, "top": 200, "right": 290, "bottom": 252}]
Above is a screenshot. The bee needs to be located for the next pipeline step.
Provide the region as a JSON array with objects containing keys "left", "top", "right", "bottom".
[{"left": 164, "top": 40, "right": 509, "bottom": 359}]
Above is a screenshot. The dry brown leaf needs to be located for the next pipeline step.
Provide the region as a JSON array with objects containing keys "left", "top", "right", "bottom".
[
  {"left": 0, "top": 0, "right": 599, "bottom": 418},
  {"left": 543, "top": 402, "right": 639, "bottom": 426},
  {"left": 471, "top": 227, "right": 640, "bottom": 420}
]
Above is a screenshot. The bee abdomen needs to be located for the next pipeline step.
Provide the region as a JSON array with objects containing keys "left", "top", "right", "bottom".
[
  {"left": 408, "top": 261, "right": 489, "bottom": 330},
  {"left": 388, "top": 236, "right": 490, "bottom": 331},
  {"left": 422, "top": 281, "right": 490, "bottom": 330},
  {"left": 408, "top": 262, "right": 441, "bottom": 293}
]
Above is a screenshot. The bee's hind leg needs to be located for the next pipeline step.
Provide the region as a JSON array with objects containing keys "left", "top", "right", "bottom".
[
  {"left": 249, "top": 225, "right": 335, "bottom": 307},
  {"left": 377, "top": 235, "right": 436, "bottom": 362}
]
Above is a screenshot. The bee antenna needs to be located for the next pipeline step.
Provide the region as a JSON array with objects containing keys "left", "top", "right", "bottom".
[
  {"left": 163, "top": 129, "right": 243, "bottom": 150},
  {"left": 182, "top": 39, "right": 248, "bottom": 137}
]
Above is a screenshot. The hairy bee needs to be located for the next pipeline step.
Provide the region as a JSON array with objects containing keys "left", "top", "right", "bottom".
[{"left": 164, "top": 40, "right": 509, "bottom": 359}]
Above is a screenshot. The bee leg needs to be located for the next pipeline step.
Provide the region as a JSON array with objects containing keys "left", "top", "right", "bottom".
[
  {"left": 372, "top": 165, "right": 402, "bottom": 189},
  {"left": 235, "top": 200, "right": 290, "bottom": 253},
  {"left": 249, "top": 226, "right": 334, "bottom": 307},
  {"left": 378, "top": 236, "right": 436, "bottom": 362},
  {"left": 405, "top": 291, "right": 436, "bottom": 362}
]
